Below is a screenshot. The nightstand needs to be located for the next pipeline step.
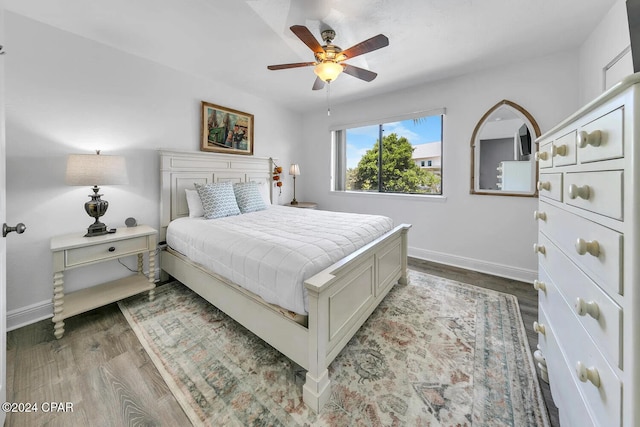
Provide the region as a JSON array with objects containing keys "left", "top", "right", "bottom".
[
  {"left": 288, "top": 202, "right": 318, "bottom": 209},
  {"left": 50, "top": 225, "right": 157, "bottom": 339}
]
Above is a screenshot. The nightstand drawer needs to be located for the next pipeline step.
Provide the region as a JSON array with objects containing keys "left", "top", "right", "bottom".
[{"left": 65, "top": 236, "right": 149, "bottom": 267}]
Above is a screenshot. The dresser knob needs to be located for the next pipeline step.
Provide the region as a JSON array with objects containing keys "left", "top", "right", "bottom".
[
  {"left": 537, "top": 181, "right": 551, "bottom": 191},
  {"left": 568, "top": 184, "right": 590, "bottom": 200},
  {"left": 575, "top": 238, "right": 600, "bottom": 257},
  {"left": 577, "top": 130, "right": 602, "bottom": 148},
  {"left": 533, "top": 321, "right": 546, "bottom": 335},
  {"left": 108, "top": 247, "right": 116, "bottom": 252},
  {"left": 575, "top": 297, "right": 600, "bottom": 319},
  {"left": 533, "top": 280, "right": 547, "bottom": 292},
  {"left": 533, "top": 243, "right": 546, "bottom": 255},
  {"left": 576, "top": 361, "right": 601, "bottom": 388},
  {"left": 552, "top": 144, "right": 567, "bottom": 157},
  {"left": 534, "top": 151, "right": 549, "bottom": 161},
  {"left": 533, "top": 210, "right": 547, "bottom": 221}
]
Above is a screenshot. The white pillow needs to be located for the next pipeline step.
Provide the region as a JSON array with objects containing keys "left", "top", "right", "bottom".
[
  {"left": 185, "top": 189, "right": 204, "bottom": 218},
  {"left": 195, "top": 182, "right": 241, "bottom": 219},
  {"left": 257, "top": 181, "right": 272, "bottom": 205}
]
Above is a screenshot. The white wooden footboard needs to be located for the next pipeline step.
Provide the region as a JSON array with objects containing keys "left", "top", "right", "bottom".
[{"left": 303, "top": 223, "right": 411, "bottom": 411}]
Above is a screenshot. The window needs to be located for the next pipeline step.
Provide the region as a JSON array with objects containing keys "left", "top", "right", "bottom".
[{"left": 332, "top": 110, "right": 443, "bottom": 195}]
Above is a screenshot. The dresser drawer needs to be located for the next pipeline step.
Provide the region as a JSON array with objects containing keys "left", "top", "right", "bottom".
[
  {"left": 565, "top": 170, "right": 623, "bottom": 220},
  {"left": 538, "top": 201, "right": 623, "bottom": 296},
  {"left": 552, "top": 131, "right": 577, "bottom": 167},
  {"left": 543, "top": 288, "right": 622, "bottom": 427},
  {"left": 539, "top": 306, "right": 596, "bottom": 427},
  {"left": 538, "top": 141, "right": 554, "bottom": 169},
  {"left": 538, "top": 172, "right": 562, "bottom": 201},
  {"left": 537, "top": 234, "right": 622, "bottom": 368},
  {"left": 65, "top": 236, "right": 149, "bottom": 268},
  {"left": 577, "top": 107, "right": 623, "bottom": 163}
]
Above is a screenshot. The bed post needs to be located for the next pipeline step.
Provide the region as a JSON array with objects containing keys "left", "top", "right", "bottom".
[
  {"left": 399, "top": 224, "right": 410, "bottom": 285},
  {"left": 302, "top": 278, "right": 331, "bottom": 412}
]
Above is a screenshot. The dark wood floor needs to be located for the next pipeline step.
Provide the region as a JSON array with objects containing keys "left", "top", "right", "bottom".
[{"left": 5, "top": 258, "right": 559, "bottom": 426}]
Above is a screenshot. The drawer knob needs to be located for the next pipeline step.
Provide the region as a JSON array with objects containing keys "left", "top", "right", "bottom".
[
  {"left": 575, "top": 361, "right": 601, "bottom": 388},
  {"left": 108, "top": 246, "right": 116, "bottom": 252},
  {"left": 577, "top": 130, "right": 602, "bottom": 148},
  {"left": 537, "top": 181, "right": 551, "bottom": 191},
  {"left": 568, "top": 184, "right": 590, "bottom": 200},
  {"left": 575, "top": 297, "right": 600, "bottom": 319},
  {"left": 533, "top": 321, "right": 546, "bottom": 335},
  {"left": 575, "top": 238, "right": 600, "bottom": 257},
  {"left": 533, "top": 243, "right": 546, "bottom": 255},
  {"left": 535, "top": 151, "right": 549, "bottom": 161},
  {"left": 552, "top": 144, "right": 567, "bottom": 157},
  {"left": 533, "top": 210, "right": 547, "bottom": 221},
  {"left": 533, "top": 280, "right": 547, "bottom": 292}
]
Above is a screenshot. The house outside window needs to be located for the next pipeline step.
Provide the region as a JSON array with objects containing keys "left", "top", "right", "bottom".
[{"left": 332, "top": 110, "right": 444, "bottom": 195}]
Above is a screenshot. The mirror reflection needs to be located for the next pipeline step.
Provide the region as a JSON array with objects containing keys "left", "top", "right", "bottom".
[{"left": 470, "top": 100, "right": 540, "bottom": 196}]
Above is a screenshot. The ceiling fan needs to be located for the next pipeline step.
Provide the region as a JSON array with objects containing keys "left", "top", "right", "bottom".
[{"left": 267, "top": 25, "right": 389, "bottom": 90}]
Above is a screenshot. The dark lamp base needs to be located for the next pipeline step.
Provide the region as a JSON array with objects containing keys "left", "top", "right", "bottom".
[{"left": 85, "top": 221, "right": 109, "bottom": 237}]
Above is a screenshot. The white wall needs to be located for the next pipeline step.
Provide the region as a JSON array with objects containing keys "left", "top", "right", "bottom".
[
  {"left": 579, "top": 0, "right": 633, "bottom": 104},
  {"left": 299, "top": 52, "right": 580, "bottom": 281},
  {"left": 4, "top": 13, "right": 301, "bottom": 328}
]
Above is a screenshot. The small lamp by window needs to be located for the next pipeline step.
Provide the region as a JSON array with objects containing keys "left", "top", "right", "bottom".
[
  {"left": 289, "top": 164, "right": 300, "bottom": 205},
  {"left": 65, "top": 150, "right": 129, "bottom": 237}
]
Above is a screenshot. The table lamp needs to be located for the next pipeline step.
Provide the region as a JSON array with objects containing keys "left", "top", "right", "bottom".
[
  {"left": 65, "top": 150, "right": 129, "bottom": 236},
  {"left": 289, "top": 164, "right": 300, "bottom": 205}
]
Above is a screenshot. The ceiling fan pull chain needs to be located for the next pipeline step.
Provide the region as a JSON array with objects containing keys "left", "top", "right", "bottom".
[{"left": 327, "top": 82, "right": 331, "bottom": 116}]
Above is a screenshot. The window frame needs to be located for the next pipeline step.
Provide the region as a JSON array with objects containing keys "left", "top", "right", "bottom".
[{"left": 331, "top": 108, "right": 446, "bottom": 197}]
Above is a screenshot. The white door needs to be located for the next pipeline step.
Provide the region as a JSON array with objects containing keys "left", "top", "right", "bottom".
[{"left": 0, "top": 0, "right": 7, "bottom": 423}]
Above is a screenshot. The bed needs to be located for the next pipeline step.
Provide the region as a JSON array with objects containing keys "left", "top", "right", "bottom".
[{"left": 159, "top": 150, "right": 411, "bottom": 412}]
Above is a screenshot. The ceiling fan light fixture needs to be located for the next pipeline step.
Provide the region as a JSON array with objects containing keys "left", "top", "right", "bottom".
[{"left": 314, "top": 61, "right": 343, "bottom": 83}]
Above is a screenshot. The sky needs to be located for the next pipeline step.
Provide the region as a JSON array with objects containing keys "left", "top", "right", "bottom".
[{"left": 346, "top": 115, "right": 442, "bottom": 169}]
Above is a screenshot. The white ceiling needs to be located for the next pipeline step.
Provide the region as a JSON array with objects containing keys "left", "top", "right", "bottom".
[{"left": 6, "top": 0, "right": 619, "bottom": 112}]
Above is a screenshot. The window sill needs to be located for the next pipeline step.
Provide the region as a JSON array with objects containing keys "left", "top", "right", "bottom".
[{"left": 329, "top": 190, "right": 447, "bottom": 202}]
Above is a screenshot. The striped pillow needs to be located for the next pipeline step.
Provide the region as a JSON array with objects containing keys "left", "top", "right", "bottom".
[
  {"left": 194, "top": 182, "right": 241, "bottom": 219},
  {"left": 233, "top": 182, "right": 268, "bottom": 213}
]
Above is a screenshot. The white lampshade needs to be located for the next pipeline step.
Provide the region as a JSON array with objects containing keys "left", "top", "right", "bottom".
[
  {"left": 289, "top": 164, "right": 300, "bottom": 176},
  {"left": 65, "top": 153, "right": 129, "bottom": 186},
  {"left": 314, "top": 61, "right": 343, "bottom": 83}
]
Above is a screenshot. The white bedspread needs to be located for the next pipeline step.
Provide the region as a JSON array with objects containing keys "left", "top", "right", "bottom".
[{"left": 166, "top": 205, "right": 394, "bottom": 314}]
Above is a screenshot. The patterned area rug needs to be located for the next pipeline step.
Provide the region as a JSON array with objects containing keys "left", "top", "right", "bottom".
[{"left": 118, "top": 270, "right": 550, "bottom": 426}]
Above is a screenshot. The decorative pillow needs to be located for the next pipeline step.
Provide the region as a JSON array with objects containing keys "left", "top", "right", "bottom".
[
  {"left": 233, "top": 182, "right": 268, "bottom": 213},
  {"left": 185, "top": 188, "right": 204, "bottom": 218},
  {"left": 194, "top": 182, "right": 241, "bottom": 219}
]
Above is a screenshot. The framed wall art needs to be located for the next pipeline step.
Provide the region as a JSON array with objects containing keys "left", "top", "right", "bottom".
[{"left": 201, "top": 101, "right": 254, "bottom": 155}]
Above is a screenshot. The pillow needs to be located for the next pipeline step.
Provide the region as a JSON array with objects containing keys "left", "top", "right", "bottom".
[
  {"left": 185, "top": 188, "right": 204, "bottom": 218},
  {"left": 233, "top": 181, "right": 268, "bottom": 213},
  {"left": 257, "top": 180, "right": 272, "bottom": 205},
  {"left": 195, "top": 182, "right": 241, "bottom": 219}
]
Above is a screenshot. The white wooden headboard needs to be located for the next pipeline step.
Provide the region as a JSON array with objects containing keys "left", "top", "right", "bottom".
[{"left": 159, "top": 150, "right": 274, "bottom": 241}]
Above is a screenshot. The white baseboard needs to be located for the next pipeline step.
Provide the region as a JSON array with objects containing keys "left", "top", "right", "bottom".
[
  {"left": 7, "top": 300, "right": 53, "bottom": 332},
  {"left": 409, "top": 247, "right": 537, "bottom": 284}
]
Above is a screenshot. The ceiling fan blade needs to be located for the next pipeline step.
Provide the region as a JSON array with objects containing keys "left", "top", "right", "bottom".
[
  {"left": 341, "top": 34, "right": 389, "bottom": 60},
  {"left": 342, "top": 64, "right": 378, "bottom": 82},
  {"left": 267, "top": 62, "right": 316, "bottom": 70},
  {"left": 312, "top": 76, "right": 325, "bottom": 90},
  {"left": 290, "top": 25, "right": 324, "bottom": 54}
]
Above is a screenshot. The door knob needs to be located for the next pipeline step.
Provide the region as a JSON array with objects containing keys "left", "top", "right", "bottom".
[{"left": 3, "top": 223, "right": 26, "bottom": 237}]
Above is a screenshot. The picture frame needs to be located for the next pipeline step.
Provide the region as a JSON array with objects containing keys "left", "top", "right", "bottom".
[{"left": 201, "top": 101, "right": 254, "bottom": 155}]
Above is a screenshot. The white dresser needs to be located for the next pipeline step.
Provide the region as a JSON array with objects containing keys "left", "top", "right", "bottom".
[{"left": 533, "top": 73, "right": 640, "bottom": 427}]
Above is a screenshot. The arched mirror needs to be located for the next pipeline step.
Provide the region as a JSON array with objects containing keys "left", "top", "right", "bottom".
[{"left": 470, "top": 100, "right": 541, "bottom": 196}]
